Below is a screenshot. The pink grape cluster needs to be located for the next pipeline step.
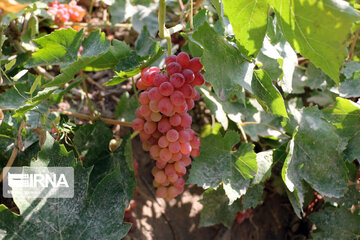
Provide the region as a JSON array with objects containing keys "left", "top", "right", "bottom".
[
  {"left": 132, "top": 52, "right": 204, "bottom": 200},
  {"left": 48, "top": 1, "right": 86, "bottom": 25}
]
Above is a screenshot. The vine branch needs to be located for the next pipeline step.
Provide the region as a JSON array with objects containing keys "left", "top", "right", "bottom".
[
  {"left": 50, "top": 109, "right": 132, "bottom": 127},
  {"left": 158, "top": 0, "right": 172, "bottom": 56},
  {"left": 0, "top": 120, "right": 26, "bottom": 182},
  {"left": 240, "top": 122, "right": 291, "bottom": 138},
  {"left": 347, "top": 28, "right": 359, "bottom": 61}
]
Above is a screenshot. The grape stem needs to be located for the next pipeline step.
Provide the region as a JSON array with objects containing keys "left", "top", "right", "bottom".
[
  {"left": 80, "top": 70, "right": 95, "bottom": 119},
  {"left": 240, "top": 122, "right": 291, "bottom": 139},
  {"left": 49, "top": 109, "right": 133, "bottom": 127},
  {"left": 0, "top": 120, "right": 26, "bottom": 183},
  {"left": 158, "top": 0, "right": 172, "bottom": 56}
]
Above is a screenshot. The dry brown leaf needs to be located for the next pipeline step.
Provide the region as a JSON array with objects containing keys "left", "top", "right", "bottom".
[{"left": 0, "top": 0, "right": 29, "bottom": 14}]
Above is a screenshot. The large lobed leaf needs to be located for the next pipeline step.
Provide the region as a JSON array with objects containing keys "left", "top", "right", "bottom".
[
  {"left": 269, "top": 0, "right": 360, "bottom": 83},
  {"left": 0, "top": 125, "right": 135, "bottom": 239},
  {"left": 192, "top": 21, "right": 254, "bottom": 101},
  {"left": 309, "top": 207, "right": 360, "bottom": 240},
  {"left": 187, "top": 131, "right": 257, "bottom": 203},
  {"left": 222, "top": 0, "right": 269, "bottom": 58},
  {"left": 199, "top": 185, "right": 241, "bottom": 228},
  {"left": 282, "top": 107, "right": 348, "bottom": 215}
]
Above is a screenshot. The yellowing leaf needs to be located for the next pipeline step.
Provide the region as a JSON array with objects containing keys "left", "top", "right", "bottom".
[{"left": 0, "top": 0, "right": 29, "bottom": 14}]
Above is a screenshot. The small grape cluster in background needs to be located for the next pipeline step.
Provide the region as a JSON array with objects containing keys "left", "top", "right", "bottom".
[
  {"left": 47, "top": 0, "right": 86, "bottom": 28},
  {"left": 132, "top": 52, "right": 204, "bottom": 200}
]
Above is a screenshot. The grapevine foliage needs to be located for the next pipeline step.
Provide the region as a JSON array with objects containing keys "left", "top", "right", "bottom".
[{"left": 0, "top": 0, "right": 360, "bottom": 239}]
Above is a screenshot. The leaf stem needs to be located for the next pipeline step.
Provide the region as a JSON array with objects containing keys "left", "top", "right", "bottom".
[
  {"left": 347, "top": 28, "right": 359, "bottom": 61},
  {"left": 0, "top": 120, "right": 26, "bottom": 182},
  {"left": 132, "top": 77, "right": 139, "bottom": 104},
  {"left": 240, "top": 122, "right": 290, "bottom": 139},
  {"left": 80, "top": 70, "right": 95, "bottom": 119},
  {"left": 49, "top": 109, "right": 133, "bottom": 127}
]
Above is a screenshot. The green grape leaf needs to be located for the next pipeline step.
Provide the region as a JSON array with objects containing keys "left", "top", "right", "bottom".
[
  {"left": 269, "top": 0, "right": 360, "bottom": 83},
  {"left": 25, "top": 28, "right": 83, "bottom": 68},
  {"left": 344, "top": 132, "right": 360, "bottom": 162},
  {"left": 114, "top": 92, "right": 139, "bottom": 122},
  {"left": 323, "top": 97, "right": 360, "bottom": 139},
  {"left": 0, "top": 82, "right": 30, "bottom": 109},
  {"left": 282, "top": 107, "right": 348, "bottom": 213},
  {"left": 42, "top": 30, "right": 111, "bottom": 88},
  {"left": 323, "top": 185, "right": 360, "bottom": 208},
  {"left": 252, "top": 70, "right": 287, "bottom": 117},
  {"left": 252, "top": 150, "right": 273, "bottom": 184},
  {"left": 83, "top": 40, "right": 131, "bottom": 71},
  {"left": 309, "top": 207, "right": 360, "bottom": 240},
  {"left": 199, "top": 185, "right": 241, "bottom": 228},
  {"left": 192, "top": 21, "right": 254, "bottom": 101},
  {"left": 222, "top": 0, "right": 269, "bottom": 58},
  {"left": 0, "top": 132, "right": 134, "bottom": 239},
  {"left": 242, "top": 183, "right": 264, "bottom": 210},
  {"left": 338, "top": 79, "right": 360, "bottom": 98},
  {"left": 73, "top": 121, "right": 113, "bottom": 168},
  {"left": 135, "top": 26, "right": 158, "bottom": 57},
  {"left": 187, "top": 131, "right": 257, "bottom": 203},
  {"left": 104, "top": 47, "right": 164, "bottom": 86}
]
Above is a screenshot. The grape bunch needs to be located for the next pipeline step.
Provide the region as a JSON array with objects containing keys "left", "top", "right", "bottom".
[
  {"left": 132, "top": 52, "right": 204, "bottom": 200},
  {"left": 48, "top": 1, "right": 86, "bottom": 27}
]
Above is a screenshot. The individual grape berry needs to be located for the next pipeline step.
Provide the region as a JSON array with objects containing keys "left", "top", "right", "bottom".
[
  {"left": 186, "top": 99, "right": 195, "bottom": 110},
  {"left": 173, "top": 102, "right": 188, "bottom": 114},
  {"left": 165, "top": 55, "right": 177, "bottom": 66},
  {"left": 159, "top": 148, "right": 172, "bottom": 162},
  {"left": 159, "top": 82, "right": 174, "bottom": 96},
  {"left": 191, "top": 148, "right": 200, "bottom": 157},
  {"left": 136, "top": 79, "right": 147, "bottom": 90},
  {"left": 144, "top": 121, "right": 157, "bottom": 134},
  {"left": 191, "top": 136, "right": 201, "bottom": 148},
  {"left": 158, "top": 97, "right": 174, "bottom": 115},
  {"left": 176, "top": 52, "right": 190, "bottom": 68},
  {"left": 182, "top": 69, "right": 195, "bottom": 83},
  {"left": 169, "top": 113, "right": 181, "bottom": 126},
  {"left": 154, "top": 73, "right": 168, "bottom": 87},
  {"left": 150, "top": 145, "right": 161, "bottom": 158},
  {"left": 170, "top": 73, "right": 185, "bottom": 88},
  {"left": 148, "top": 87, "right": 163, "bottom": 101},
  {"left": 179, "top": 130, "right": 191, "bottom": 143},
  {"left": 156, "top": 186, "right": 167, "bottom": 198},
  {"left": 158, "top": 118, "right": 172, "bottom": 133},
  {"left": 139, "top": 105, "right": 151, "bottom": 117},
  {"left": 192, "top": 72, "right": 205, "bottom": 86},
  {"left": 172, "top": 152, "right": 183, "bottom": 161},
  {"left": 167, "top": 62, "right": 182, "bottom": 75},
  {"left": 132, "top": 118, "right": 144, "bottom": 131},
  {"left": 158, "top": 135, "right": 169, "bottom": 148},
  {"left": 168, "top": 174, "right": 178, "bottom": 183},
  {"left": 180, "top": 113, "right": 192, "bottom": 128},
  {"left": 149, "top": 100, "right": 160, "bottom": 112},
  {"left": 167, "top": 186, "right": 179, "bottom": 199},
  {"left": 170, "top": 91, "right": 185, "bottom": 106},
  {"left": 150, "top": 112, "right": 161, "bottom": 122},
  {"left": 154, "top": 171, "right": 167, "bottom": 184},
  {"left": 188, "top": 57, "right": 203, "bottom": 72},
  {"left": 165, "top": 164, "right": 176, "bottom": 176},
  {"left": 180, "top": 142, "right": 192, "bottom": 155},
  {"left": 179, "top": 84, "right": 193, "bottom": 98},
  {"left": 168, "top": 141, "right": 181, "bottom": 153},
  {"left": 166, "top": 129, "right": 179, "bottom": 142},
  {"left": 139, "top": 91, "right": 150, "bottom": 105}
]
